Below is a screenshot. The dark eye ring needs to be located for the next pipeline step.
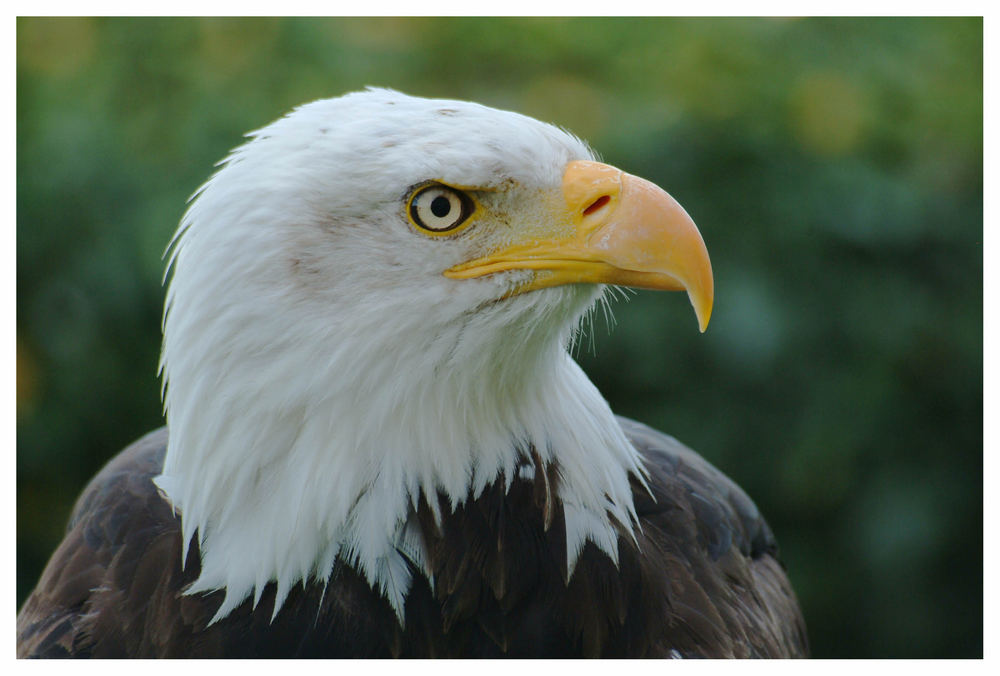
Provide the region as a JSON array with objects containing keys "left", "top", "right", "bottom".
[{"left": 408, "top": 184, "right": 475, "bottom": 234}]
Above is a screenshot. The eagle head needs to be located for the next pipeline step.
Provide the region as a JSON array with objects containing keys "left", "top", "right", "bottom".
[{"left": 155, "top": 88, "right": 713, "bottom": 622}]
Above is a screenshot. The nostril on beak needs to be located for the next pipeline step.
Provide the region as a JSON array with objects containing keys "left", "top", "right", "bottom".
[{"left": 582, "top": 195, "right": 611, "bottom": 217}]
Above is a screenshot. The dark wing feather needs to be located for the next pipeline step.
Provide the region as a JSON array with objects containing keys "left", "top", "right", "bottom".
[
  {"left": 619, "top": 416, "right": 809, "bottom": 657},
  {"left": 16, "top": 428, "right": 215, "bottom": 657}
]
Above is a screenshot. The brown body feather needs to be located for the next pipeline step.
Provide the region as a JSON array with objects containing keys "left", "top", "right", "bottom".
[{"left": 17, "top": 421, "right": 808, "bottom": 658}]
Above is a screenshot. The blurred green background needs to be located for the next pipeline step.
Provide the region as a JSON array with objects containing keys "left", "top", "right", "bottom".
[{"left": 16, "top": 17, "right": 982, "bottom": 657}]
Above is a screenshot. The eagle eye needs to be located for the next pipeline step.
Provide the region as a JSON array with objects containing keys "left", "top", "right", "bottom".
[{"left": 407, "top": 184, "right": 475, "bottom": 235}]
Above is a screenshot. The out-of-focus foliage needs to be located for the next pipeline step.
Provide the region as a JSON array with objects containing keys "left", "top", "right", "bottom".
[{"left": 16, "top": 17, "right": 981, "bottom": 657}]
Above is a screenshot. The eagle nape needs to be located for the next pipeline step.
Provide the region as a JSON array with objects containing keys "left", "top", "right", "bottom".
[{"left": 17, "top": 89, "right": 807, "bottom": 658}]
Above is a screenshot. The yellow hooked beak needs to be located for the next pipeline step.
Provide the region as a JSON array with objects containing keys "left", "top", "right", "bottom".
[{"left": 444, "top": 160, "right": 714, "bottom": 332}]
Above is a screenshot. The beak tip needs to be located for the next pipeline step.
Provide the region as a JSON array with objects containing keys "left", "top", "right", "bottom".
[{"left": 692, "top": 294, "right": 713, "bottom": 334}]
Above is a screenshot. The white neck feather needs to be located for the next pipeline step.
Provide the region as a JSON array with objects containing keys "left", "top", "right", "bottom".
[{"left": 156, "top": 279, "right": 644, "bottom": 624}]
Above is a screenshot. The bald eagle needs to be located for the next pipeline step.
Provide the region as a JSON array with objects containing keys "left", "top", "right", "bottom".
[{"left": 17, "top": 89, "right": 807, "bottom": 658}]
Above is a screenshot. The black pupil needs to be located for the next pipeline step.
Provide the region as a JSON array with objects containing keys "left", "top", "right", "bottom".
[{"left": 430, "top": 195, "right": 452, "bottom": 218}]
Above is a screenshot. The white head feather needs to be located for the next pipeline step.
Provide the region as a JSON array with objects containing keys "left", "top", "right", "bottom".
[{"left": 155, "top": 89, "right": 645, "bottom": 623}]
